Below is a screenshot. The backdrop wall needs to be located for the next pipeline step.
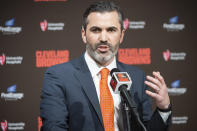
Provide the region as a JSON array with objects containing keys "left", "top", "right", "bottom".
[{"left": 0, "top": 0, "right": 196, "bottom": 131}]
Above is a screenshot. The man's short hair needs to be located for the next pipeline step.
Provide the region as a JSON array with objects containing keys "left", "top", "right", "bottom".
[{"left": 82, "top": 1, "right": 124, "bottom": 31}]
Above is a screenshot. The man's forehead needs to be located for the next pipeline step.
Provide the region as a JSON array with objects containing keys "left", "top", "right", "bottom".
[
  {"left": 87, "top": 11, "right": 119, "bottom": 20},
  {"left": 86, "top": 11, "right": 120, "bottom": 28}
]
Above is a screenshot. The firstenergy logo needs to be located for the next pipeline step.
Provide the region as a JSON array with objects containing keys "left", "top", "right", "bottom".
[
  {"left": 36, "top": 50, "right": 69, "bottom": 68},
  {"left": 163, "top": 16, "right": 185, "bottom": 31},
  {"left": 168, "top": 80, "right": 187, "bottom": 96},
  {"left": 118, "top": 48, "right": 151, "bottom": 65},
  {"left": 1, "top": 85, "right": 24, "bottom": 101},
  {"left": 0, "top": 18, "right": 22, "bottom": 35}
]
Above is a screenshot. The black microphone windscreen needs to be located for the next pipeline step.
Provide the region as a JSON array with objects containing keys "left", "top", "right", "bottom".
[{"left": 110, "top": 68, "right": 120, "bottom": 76}]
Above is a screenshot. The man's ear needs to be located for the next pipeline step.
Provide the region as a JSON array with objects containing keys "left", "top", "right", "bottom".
[
  {"left": 81, "top": 27, "right": 87, "bottom": 43},
  {"left": 120, "top": 29, "right": 125, "bottom": 44}
]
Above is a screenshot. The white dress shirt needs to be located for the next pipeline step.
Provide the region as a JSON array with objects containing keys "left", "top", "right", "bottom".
[
  {"left": 84, "top": 52, "right": 121, "bottom": 131},
  {"left": 84, "top": 52, "right": 171, "bottom": 131}
]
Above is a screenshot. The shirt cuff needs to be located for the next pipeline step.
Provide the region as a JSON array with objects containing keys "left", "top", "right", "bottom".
[{"left": 158, "top": 110, "right": 172, "bottom": 123}]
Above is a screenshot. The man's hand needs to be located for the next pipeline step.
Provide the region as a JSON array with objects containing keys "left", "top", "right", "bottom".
[{"left": 145, "top": 71, "right": 170, "bottom": 109}]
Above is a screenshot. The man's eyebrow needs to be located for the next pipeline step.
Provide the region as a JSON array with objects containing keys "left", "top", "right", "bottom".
[
  {"left": 89, "top": 26, "right": 101, "bottom": 29},
  {"left": 107, "top": 26, "right": 118, "bottom": 30},
  {"left": 89, "top": 26, "right": 118, "bottom": 30},
  {"left": 89, "top": 26, "right": 102, "bottom": 32}
]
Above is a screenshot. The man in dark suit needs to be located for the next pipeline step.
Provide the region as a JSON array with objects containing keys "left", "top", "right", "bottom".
[{"left": 40, "top": 1, "right": 171, "bottom": 131}]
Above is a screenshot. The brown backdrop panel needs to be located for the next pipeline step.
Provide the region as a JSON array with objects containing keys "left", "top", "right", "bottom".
[{"left": 0, "top": 0, "right": 196, "bottom": 130}]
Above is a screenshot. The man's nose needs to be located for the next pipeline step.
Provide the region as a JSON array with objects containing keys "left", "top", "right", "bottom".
[{"left": 99, "top": 30, "right": 108, "bottom": 43}]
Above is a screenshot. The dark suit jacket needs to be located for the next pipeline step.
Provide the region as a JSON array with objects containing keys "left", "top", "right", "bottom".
[{"left": 40, "top": 54, "right": 171, "bottom": 131}]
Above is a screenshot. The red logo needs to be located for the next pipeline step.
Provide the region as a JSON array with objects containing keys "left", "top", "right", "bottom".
[
  {"left": 0, "top": 54, "right": 6, "bottom": 65},
  {"left": 118, "top": 48, "right": 151, "bottom": 65},
  {"left": 38, "top": 117, "right": 42, "bottom": 131},
  {"left": 36, "top": 50, "right": 69, "bottom": 68},
  {"left": 1, "top": 120, "right": 8, "bottom": 131},
  {"left": 123, "top": 18, "right": 130, "bottom": 30},
  {"left": 40, "top": 20, "right": 48, "bottom": 31},
  {"left": 163, "top": 49, "right": 170, "bottom": 61},
  {"left": 110, "top": 77, "right": 117, "bottom": 91},
  {"left": 117, "top": 73, "right": 129, "bottom": 82}
]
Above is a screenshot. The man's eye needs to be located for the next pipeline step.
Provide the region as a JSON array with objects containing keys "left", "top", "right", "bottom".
[{"left": 107, "top": 28, "right": 117, "bottom": 32}]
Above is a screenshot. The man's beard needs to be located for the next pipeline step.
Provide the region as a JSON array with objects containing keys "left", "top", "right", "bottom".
[{"left": 86, "top": 42, "right": 120, "bottom": 65}]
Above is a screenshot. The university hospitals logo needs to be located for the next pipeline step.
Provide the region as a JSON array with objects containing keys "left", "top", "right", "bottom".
[
  {"left": 0, "top": 54, "right": 6, "bottom": 65},
  {"left": 1, "top": 120, "right": 8, "bottom": 131},
  {"left": 123, "top": 19, "right": 130, "bottom": 30},
  {"left": 0, "top": 18, "right": 22, "bottom": 35},
  {"left": 0, "top": 53, "right": 23, "bottom": 66},
  {"left": 40, "top": 19, "right": 65, "bottom": 32},
  {"left": 172, "top": 116, "right": 188, "bottom": 124},
  {"left": 163, "top": 49, "right": 186, "bottom": 61},
  {"left": 123, "top": 18, "right": 146, "bottom": 30},
  {"left": 0, "top": 120, "right": 25, "bottom": 130},
  {"left": 168, "top": 80, "right": 187, "bottom": 96},
  {"left": 163, "top": 16, "right": 185, "bottom": 31},
  {"left": 118, "top": 48, "right": 151, "bottom": 65},
  {"left": 1, "top": 85, "right": 24, "bottom": 101},
  {"left": 36, "top": 50, "right": 69, "bottom": 67},
  {"left": 40, "top": 20, "right": 48, "bottom": 31},
  {"left": 163, "top": 50, "right": 170, "bottom": 61}
]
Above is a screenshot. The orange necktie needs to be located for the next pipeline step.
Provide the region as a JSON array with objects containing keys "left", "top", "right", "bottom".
[{"left": 100, "top": 68, "right": 114, "bottom": 131}]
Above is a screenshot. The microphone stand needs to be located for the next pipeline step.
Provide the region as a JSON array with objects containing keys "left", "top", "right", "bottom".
[
  {"left": 121, "top": 96, "right": 131, "bottom": 131},
  {"left": 120, "top": 85, "right": 147, "bottom": 131}
]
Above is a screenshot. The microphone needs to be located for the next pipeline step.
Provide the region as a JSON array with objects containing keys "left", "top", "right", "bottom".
[
  {"left": 110, "top": 68, "right": 132, "bottom": 94},
  {"left": 110, "top": 68, "right": 136, "bottom": 109},
  {"left": 110, "top": 68, "right": 147, "bottom": 131}
]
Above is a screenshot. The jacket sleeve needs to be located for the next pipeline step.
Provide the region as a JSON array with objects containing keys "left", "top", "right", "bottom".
[
  {"left": 146, "top": 109, "right": 172, "bottom": 131},
  {"left": 40, "top": 67, "right": 69, "bottom": 131}
]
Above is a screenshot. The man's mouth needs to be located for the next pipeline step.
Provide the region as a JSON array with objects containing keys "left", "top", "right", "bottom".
[{"left": 97, "top": 45, "right": 110, "bottom": 53}]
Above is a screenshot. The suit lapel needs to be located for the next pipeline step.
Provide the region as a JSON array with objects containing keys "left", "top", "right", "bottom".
[
  {"left": 71, "top": 55, "right": 104, "bottom": 128},
  {"left": 71, "top": 57, "right": 134, "bottom": 129}
]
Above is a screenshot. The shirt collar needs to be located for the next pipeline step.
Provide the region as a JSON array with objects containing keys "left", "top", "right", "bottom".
[{"left": 84, "top": 51, "right": 117, "bottom": 77}]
